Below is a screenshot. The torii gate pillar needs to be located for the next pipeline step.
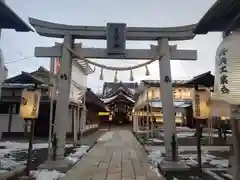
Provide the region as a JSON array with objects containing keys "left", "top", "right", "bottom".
[
  {"left": 54, "top": 34, "right": 73, "bottom": 161},
  {"left": 158, "top": 38, "right": 177, "bottom": 160}
]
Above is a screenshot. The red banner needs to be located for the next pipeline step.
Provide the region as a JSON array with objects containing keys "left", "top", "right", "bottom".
[{"left": 54, "top": 58, "right": 61, "bottom": 75}]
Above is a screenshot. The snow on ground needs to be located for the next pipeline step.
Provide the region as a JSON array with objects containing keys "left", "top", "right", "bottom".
[
  {"left": 97, "top": 132, "right": 114, "bottom": 142},
  {"left": 30, "top": 145, "right": 91, "bottom": 180},
  {"left": 148, "top": 146, "right": 229, "bottom": 169},
  {"left": 66, "top": 145, "right": 90, "bottom": 163},
  {"left": 149, "top": 138, "right": 164, "bottom": 143},
  {"left": 146, "top": 146, "right": 230, "bottom": 154},
  {"left": 0, "top": 142, "right": 48, "bottom": 157},
  {"left": 157, "top": 127, "right": 232, "bottom": 138},
  {"left": 0, "top": 142, "right": 48, "bottom": 171},
  {"left": 31, "top": 170, "right": 66, "bottom": 180},
  {"left": 222, "top": 173, "right": 234, "bottom": 180},
  {"left": 150, "top": 166, "right": 165, "bottom": 178},
  {"left": 0, "top": 142, "right": 73, "bottom": 173},
  {"left": 160, "top": 131, "right": 232, "bottom": 138}
]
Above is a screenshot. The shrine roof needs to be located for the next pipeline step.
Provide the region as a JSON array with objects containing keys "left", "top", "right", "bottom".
[
  {"left": 184, "top": 71, "right": 214, "bottom": 87},
  {"left": 102, "top": 93, "right": 135, "bottom": 104},
  {"left": 0, "top": 1, "right": 33, "bottom": 31},
  {"left": 4, "top": 71, "right": 51, "bottom": 86},
  {"left": 85, "top": 88, "right": 106, "bottom": 110},
  {"left": 106, "top": 87, "right": 133, "bottom": 98},
  {"left": 102, "top": 81, "right": 138, "bottom": 98},
  {"left": 194, "top": 0, "right": 240, "bottom": 34}
]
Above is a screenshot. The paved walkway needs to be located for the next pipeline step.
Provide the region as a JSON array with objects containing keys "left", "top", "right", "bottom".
[{"left": 62, "top": 130, "right": 163, "bottom": 180}]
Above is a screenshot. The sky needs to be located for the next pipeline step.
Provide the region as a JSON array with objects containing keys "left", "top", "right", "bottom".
[{"left": 0, "top": 0, "right": 221, "bottom": 93}]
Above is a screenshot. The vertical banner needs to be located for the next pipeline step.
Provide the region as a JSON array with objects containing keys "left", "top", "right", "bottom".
[
  {"left": 54, "top": 58, "right": 61, "bottom": 75},
  {"left": 49, "top": 58, "right": 60, "bottom": 99},
  {"left": 192, "top": 89, "right": 211, "bottom": 119}
]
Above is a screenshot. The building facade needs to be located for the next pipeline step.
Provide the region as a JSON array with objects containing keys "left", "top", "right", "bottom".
[
  {"left": 0, "top": 66, "right": 105, "bottom": 138},
  {"left": 134, "top": 72, "right": 214, "bottom": 127}
]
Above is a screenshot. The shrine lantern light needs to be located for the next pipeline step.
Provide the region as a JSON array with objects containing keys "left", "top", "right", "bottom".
[
  {"left": 212, "top": 31, "right": 240, "bottom": 105},
  {"left": 20, "top": 89, "right": 41, "bottom": 119}
]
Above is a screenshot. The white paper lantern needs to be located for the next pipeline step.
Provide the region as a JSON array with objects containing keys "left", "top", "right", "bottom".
[{"left": 212, "top": 31, "right": 240, "bottom": 104}]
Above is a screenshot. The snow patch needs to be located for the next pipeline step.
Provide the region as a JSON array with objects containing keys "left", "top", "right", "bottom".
[
  {"left": 0, "top": 142, "right": 73, "bottom": 173},
  {"left": 148, "top": 147, "right": 229, "bottom": 169},
  {"left": 222, "top": 173, "right": 234, "bottom": 180},
  {"left": 66, "top": 145, "right": 90, "bottom": 163},
  {"left": 31, "top": 170, "right": 65, "bottom": 180},
  {"left": 97, "top": 132, "right": 114, "bottom": 142},
  {"left": 149, "top": 138, "right": 163, "bottom": 143}
]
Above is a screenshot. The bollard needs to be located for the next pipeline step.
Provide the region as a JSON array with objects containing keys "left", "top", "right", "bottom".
[
  {"left": 52, "top": 133, "right": 57, "bottom": 161},
  {"left": 171, "top": 134, "right": 177, "bottom": 162}
]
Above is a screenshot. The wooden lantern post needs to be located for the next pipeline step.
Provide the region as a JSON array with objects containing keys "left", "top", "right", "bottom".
[{"left": 19, "top": 86, "right": 41, "bottom": 176}]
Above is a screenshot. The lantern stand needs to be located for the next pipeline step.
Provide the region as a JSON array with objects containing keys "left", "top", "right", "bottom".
[
  {"left": 194, "top": 84, "right": 203, "bottom": 174},
  {"left": 24, "top": 84, "right": 39, "bottom": 177},
  {"left": 25, "top": 118, "right": 35, "bottom": 177}
]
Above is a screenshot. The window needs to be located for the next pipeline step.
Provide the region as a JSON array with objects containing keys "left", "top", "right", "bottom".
[
  {"left": 0, "top": 103, "right": 20, "bottom": 114},
  {"left": 12, "top": 103, "right": 20, "bottom": 114},
  {"left": 0, "top": 103, "right": 9, "bottom": 114}
]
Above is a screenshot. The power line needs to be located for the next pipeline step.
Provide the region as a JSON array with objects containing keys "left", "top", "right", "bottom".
[{"left": 4, "top": 56, "right": 34, "bottom": 64}]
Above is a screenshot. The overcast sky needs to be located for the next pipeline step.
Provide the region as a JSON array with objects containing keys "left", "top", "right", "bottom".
[{"left": 0, "top": 0, "right": 221, "bottom": 93}]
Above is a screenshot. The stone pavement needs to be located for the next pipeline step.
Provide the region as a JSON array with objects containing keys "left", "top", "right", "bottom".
[{"left": 61, "top": 130, "right": 164, "bottom": 180}]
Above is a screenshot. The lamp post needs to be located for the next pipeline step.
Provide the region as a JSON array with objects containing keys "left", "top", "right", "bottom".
[{"left": 147, "top": 88, "right": 154, "bottom": 139}]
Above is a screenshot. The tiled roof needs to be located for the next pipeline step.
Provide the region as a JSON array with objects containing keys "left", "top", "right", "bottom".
[
  {"left": 0, "top": 1, "right": 33, "bottom": 31},
  {"left": 4, "top": 67, "right": 105, "bottom": 109},
  {"left": 102, "top": 93, "right": 135, "bottom": 104},
  {"left": 184, "top": 71, "right": 214, "bottom": 87},
  {"left": 194, "top": 0, "right": 239, "bottom": 34},
  {"left": 103, "top": 82, "right": 138, "bottom": 90},
  {"left": 141, "top": 80, "right": 188, "bottom": 86},
  {"left": 102, "top": 81, "right": 138, "bottom": 98}
]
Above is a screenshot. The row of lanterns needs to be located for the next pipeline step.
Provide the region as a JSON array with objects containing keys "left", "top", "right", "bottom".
[{"left": 99, "top": 65, "right": 150, "bottom": 82}]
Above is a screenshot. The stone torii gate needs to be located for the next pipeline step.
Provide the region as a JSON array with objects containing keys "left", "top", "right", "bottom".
[{"left": 29, "top": 18, "right": 197, "bottom": 168}]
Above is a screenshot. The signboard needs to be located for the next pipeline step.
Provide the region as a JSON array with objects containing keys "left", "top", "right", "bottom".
[
  {"left": 107, "top": 23, "right": 126, "bottom": 55},
  {"left": 98, "top": 112, "right": 110, "bottom": 116},
  {"left": 217, "top": 48, "right": 230, "bottom": 94},
  {"left": 192, "top": 90, "right": 211, "bottom": 119},
  {"left": 20, "top": 89, "right": 41, "bottom": 119}
]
